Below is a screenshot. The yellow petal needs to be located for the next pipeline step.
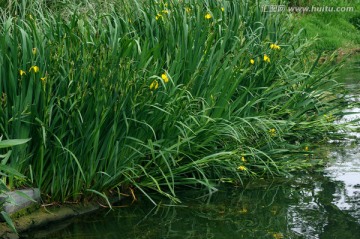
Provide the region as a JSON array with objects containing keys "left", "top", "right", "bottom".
[
  {"left": 29, "top": 66, "right": 39, "bottom": 73},
  {"left": 264, "top": 55, "right": 270, "bottom": 63},
  {"left": 237, "top": 165, "right": 247, "bottom": 171},
  {"left": 19, "top": 70, "right": 26, "bottom": 76},
  {"left": 161, "top": 73, "right": 169, "bottom": 83},
  {"left": 150, "top": 80, "right": 159, "bottom": 90},
  {"left": 155, "top": 14, "right": 162, "bottom": 20}
]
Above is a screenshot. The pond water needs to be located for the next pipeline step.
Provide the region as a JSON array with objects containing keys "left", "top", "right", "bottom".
[{"left": 21, "top": 56, "right": 360, "bottom": 239}]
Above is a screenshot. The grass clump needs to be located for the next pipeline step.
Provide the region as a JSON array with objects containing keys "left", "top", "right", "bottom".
[{"left": 0, "top": 0, "right": 350, "bottom": 203}]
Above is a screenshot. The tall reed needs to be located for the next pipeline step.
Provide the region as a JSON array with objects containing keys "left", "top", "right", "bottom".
[{"left": 0, "top": 0, "right": 349, "bottom": 203}]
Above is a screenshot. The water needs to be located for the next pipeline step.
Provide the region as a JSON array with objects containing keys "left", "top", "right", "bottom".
[{"left": 21, "top": 56, "right": 360, "bottom": 239}]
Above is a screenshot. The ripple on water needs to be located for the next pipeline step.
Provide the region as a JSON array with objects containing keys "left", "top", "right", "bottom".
[{"left": 324, "top": 78, "right": 360, "bottom": 223}]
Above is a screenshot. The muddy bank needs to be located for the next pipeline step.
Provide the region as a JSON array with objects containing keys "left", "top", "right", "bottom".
[{"left": 0, "top": 203, "right": 100, "bottom": 239}]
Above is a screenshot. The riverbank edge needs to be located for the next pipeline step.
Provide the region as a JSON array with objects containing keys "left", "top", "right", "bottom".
[
  {"left": 0, "top": 201, "right": 103, "bottom": 239},
  {"left": 1, "top": 48, "right": 359, "bottom": 239},
  {"left": 319, "top": 47, "right": 360, "bottom": 63}
]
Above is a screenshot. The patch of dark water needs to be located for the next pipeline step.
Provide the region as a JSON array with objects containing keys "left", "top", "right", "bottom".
[{"left": 20, "top": 173, "right": 360, "bottom": 239}]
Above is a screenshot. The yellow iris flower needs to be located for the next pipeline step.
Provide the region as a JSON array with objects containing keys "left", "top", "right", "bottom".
[
  {"left": 155, "top": 14, "right": 162, "bottom": 20},
  {"left": 270, "top": 43, "right": 281, "bottom": 50},
  {"left": 150, "top": 80, "right": 159, "bottom": 90},
  {"left": 237, "top": 165, "right": 247, "bottom": 171},
  {"left": 264, "top": 54, "right": 270, "bottom": 63},
  {"left": 161, "top": 73, "right": 169, "bottom": 83},
  {"left": 29, "top": 66, "right": 39, "bottom": 73},
  {"left": 19, "top": 70, "right": 26, "bottom": 76}
]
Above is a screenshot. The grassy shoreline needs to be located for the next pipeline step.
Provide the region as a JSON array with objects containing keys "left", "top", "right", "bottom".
[{"left": 0, "top": 0, "right": 353, "bottom": 211}]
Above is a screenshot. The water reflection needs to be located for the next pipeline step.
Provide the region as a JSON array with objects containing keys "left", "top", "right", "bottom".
[{"left": 21, "top": 171, "right": 360, "bottom": 239}]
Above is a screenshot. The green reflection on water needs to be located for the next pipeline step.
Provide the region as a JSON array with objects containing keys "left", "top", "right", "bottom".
[
  {"left": 21, "top": 175, "right": 360, "bottom": 239},
  {"left": 337, "top": 54, "right": 360, "bottom": 86}
]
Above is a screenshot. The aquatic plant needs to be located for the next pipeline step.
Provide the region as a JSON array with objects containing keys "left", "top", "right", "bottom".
[
  {"left": 0, "top": 0, "right": 349, "bottom": 203},
  {"left": 0, "top": 137, "right": 30, "bottom": 233}
]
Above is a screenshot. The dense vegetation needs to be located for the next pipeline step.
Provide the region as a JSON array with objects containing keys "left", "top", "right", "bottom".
[{"left": 0, "top": 0, "right": 351, "bottom": 204}]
